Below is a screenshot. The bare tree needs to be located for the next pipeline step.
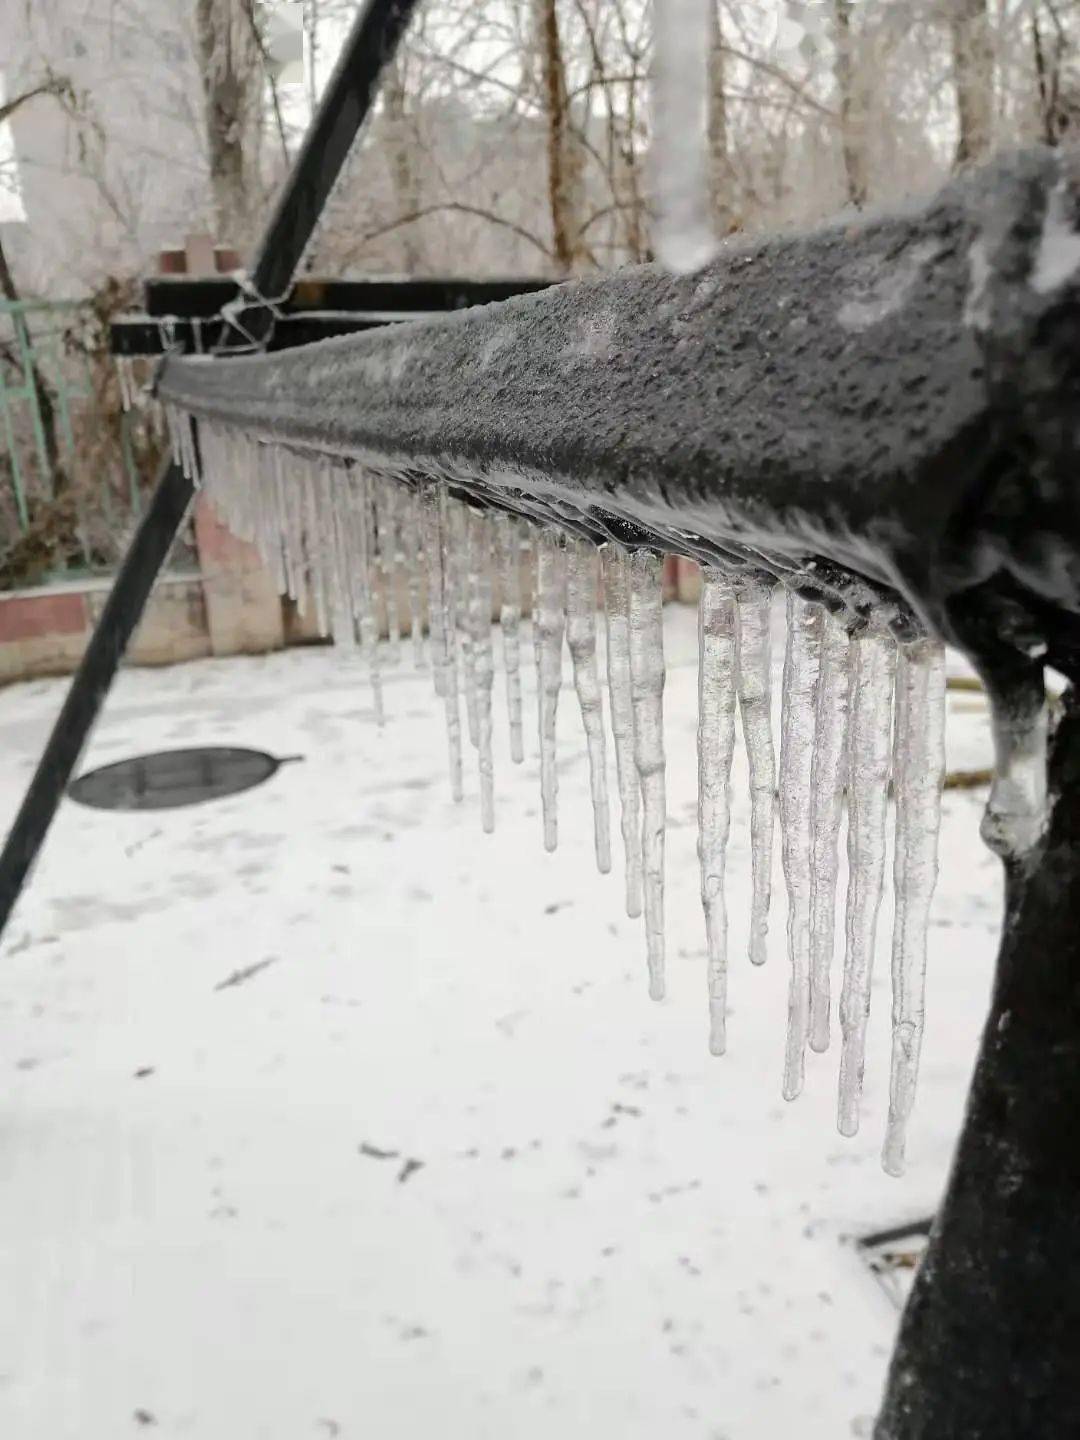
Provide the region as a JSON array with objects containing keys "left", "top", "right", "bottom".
[
  {"left": 952, "top": 0, "right": 994, "bottom": 164},
  {"left": 708, "top": 2, "right": 737, "bottom": 232},
  {"left": 535, "top": 0, "right": 584, "bottom": 274},
  {"left": 194, "top": 0, "right": 265, "bottom": 248}
]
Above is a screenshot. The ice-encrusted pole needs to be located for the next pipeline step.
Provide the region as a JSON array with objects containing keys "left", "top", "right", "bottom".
[
  {"left": 534, "top": 530, "right": 567, "bottom": 852},
  {"left": 838, "top": 619, "right": 897, "bottom": 1136},
  {"left": 628, "top": 549, "right": 668, "bottom": 1001},
  {"left": 468, "top": 510, "right": 496, "bottom": 833},
  {"left": 566, "top": 539, "right": 612, "bottom": 874},
  {"left": 651, "top": 0, "right": 717, "bottom": 273},
  {"left": 882, "top": 637, "right": 946, "bottom": 1176},
  {"left": 697, "top": 567, "right": 737, "bottom": 1054},
  {"left": 779, "top": 592, "right": 825, "bottom": 1099},
  {"left": 602, "top": 545, "right": 644, "bottom": 919},
  {"left": 735, "top": 581, "right": 776, "bottom": 967},
  {"left": 494, "top": 513, "right": 525, "bottom": 764},
  {"left": 808, "top": 612, "right": 853, "bottom": 1053}
]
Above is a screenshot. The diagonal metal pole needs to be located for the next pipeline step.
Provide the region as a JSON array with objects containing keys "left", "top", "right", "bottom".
[{"left": 0, "top": 0, "right": 423, "bottom": 942}]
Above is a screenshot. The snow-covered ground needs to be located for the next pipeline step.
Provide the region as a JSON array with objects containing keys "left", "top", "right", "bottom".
[{"left": 0, "top": 603, "right": 1000, "bottom": 1440}]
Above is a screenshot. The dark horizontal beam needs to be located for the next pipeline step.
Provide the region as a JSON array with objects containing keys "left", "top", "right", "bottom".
[
  {"left": 111, "top": 309, "right": 438, "bottom": 357},
  {"left": 157, "top": 148, "right": 1080, "bottom": 680},
  {"left": 142, "top": 275, "right": 556, "bottom": 320}
]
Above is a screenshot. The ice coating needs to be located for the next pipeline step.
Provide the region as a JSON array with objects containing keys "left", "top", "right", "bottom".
[
  {"left": 494, "top": 512, "right": 525, "bottom": 764},
  {"left": 628, "top": 549, "right": 668, "bottom": 1002},
  {"left": 838, "top": 622, "right": 897, "bottom": 1137},
  {"left": 779, "top": 593, "right": 824, "bottom": 1100},
  {"left": 534, "top": 531, "right": 567, "bottom": 853},
  {"left": 883, "top": 637, "right": 946, "bottom": 1176},
  {"left": 980, "top": 689, "right": 1049, "bottom": 858},
  {"left": 808, "top": 613, "right": 852, "bottom": 1054},
  {"left": 735, "top": 581, "right": 776, "bottom": 966},
  {"left": 651, "top": 0, "right": 717, "bottom": 273},
  {"left": 566, "top": 539, "right": 612, "bottom": 874},
  {"left": 602, "top": 546, "right": 644, "bottom": 919},
  {"left": 468, "top": 510, "right": 496, "bottom": 833},
  {"left": 697, "top": 568, "right": 738, "bottom": 1055}
]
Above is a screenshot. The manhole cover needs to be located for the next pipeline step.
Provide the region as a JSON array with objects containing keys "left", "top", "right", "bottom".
[{"left": 68, "top": 747, "right": 300, "bottom": 812}]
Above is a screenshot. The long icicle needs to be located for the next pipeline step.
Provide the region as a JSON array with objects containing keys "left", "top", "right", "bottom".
[
  {"left": 400, "top": 487, "right": 426, "bottom": 670},
  {"left": 628, "top": 549, "right": 667, "bottom": 1002},
  {"left": 374, "top": 479, "right": 401, "bottom": 665},
  {"left": 494, "top": 513, "right": 525, "bottom": 763},
  {"left": 808, "top": 612, "right": 853, "bottom": 1053},
  {"left": 437, "top": 489, "right": 464, "bottom": 801},
  {"left": 697, "top": 567, "right": 738, "bottom": 1055},
  {"left": 883, "top": 636, "right": 946, "bottom": 1175},
  {"left": 779, "top": 592, "right": 825, "bottom": 1100},
  {"left": 357, "top": 472, "right": 386, "bottom": 727},
  {"left": 422, "top": 489, "right": 448, "bottom": 701},
  {"left": 837, "top": 620, "right": 897, "bottom": 1136},
  {"left": 456, "top": 503, "right": 480, "bottom": 748},
  {"left": 735, "top": 580, "right": 776, "bottom": 966},
  {"left": 469, "top": 510, "right": 496, "bottom": 833},
  {"left": 602, "top": 545, "right": 644, "bottom": 919},
  {"left": 534, "top": 531, "right": 567, "bottom": 852},
  {"left": 566, "top": 539, "right": 612, "bottom": 874}
]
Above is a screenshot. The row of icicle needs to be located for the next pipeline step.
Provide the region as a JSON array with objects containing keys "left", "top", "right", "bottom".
[{"left": 178, "top": 412, "right": 947, "bottom": 1177}]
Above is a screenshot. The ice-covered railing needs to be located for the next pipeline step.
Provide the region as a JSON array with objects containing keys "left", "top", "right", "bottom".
[{"left": 157, "top": 148, "right": 1080, "bottom": 1187}]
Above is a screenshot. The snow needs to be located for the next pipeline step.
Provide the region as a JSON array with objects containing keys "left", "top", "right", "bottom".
[{"left": 0, "top": 600, "right": 1001, "bottom": 1439}]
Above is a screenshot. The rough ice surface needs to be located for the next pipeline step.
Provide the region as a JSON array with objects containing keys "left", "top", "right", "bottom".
[
  {"left": 651, "top": 0, "right": 718, "bottom": 273},
  {"left": 779, "top": 593, "right": 825, "bottom": 1101},
  {"left": 566, "top": 539, "right": 612, "bottom": 875},
  {"left": 697, "top": 568, "right": 738, "bottom": 1056},
  {"left": 628, "top": 549, "right": 668, "bottom": 1003},
  {"left": 534, "top": 531, "right": 567, "bottom": 853},
  {"left": 838, "top": 623, "right": 897, "bottom": 1138},
  {"left": 469, "top": 510, "right": 496, "bottom": 834},
  {"left": 494, "top": 513, "right": 525, "bottom": 765},
  {"left": 602, "top": 546, "right": 644, "bottom": 920},
  {"left": 884, "top": 637, "right": 946, "bottom": 1177},
  {"left": 735, "top": 581, "right": 776, "bottom": 967},
  {"left": 808, "top": 613, "right": 852, "bottom": 1054}
]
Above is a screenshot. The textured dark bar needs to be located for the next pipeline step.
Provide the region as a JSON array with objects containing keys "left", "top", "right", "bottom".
[
  {"left": 158, "top": 149, "right": 1080, "bottom": 678},
  {"left": 141, "top": 275, "right": 555, "bottom": 320},
  {"left": 0, "top": 460, "right": 194, "bottom": 936}
]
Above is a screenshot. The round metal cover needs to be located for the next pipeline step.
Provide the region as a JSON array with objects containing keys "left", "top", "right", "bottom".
[{"left": 68, "top": 747, "right": 296, "bottom": 812}]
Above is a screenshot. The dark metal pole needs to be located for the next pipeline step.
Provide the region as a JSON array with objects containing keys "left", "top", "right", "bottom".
[
  {"left": 875, "top": 691, "right": 1080, "bottom": 1437},
  {"left": 249, "top": 0, "right": 423, "bottom": 303}
]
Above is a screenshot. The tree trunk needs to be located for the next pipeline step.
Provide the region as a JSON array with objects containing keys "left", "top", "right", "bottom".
[
  {"left": 707, "top": 3, "right": 737, "bottom": 233},
  {"left": 952, "top": 0, "right": 994, "bottom": 165},
  {"left": 834, "top": 0, "right": 868, "bottom": 207},
  {"left": 535, "top": 0, "right": 579, "bottom": 275},
  {"left": 382, "top": 55, "right": 422, "bottom": 274},
  {"left": 876, "top": 686, "right": 1080, "bottom": 1436},
  {"left": 195, "top": 0, "right": 264, "bottom": 250},
  {"left": 0, "top": 233, "right": 66, "bottom": 497}
]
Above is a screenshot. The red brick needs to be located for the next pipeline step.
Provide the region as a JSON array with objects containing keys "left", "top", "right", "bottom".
[{"left": 0, "top": 591, "right": 87, "bottom": 643}]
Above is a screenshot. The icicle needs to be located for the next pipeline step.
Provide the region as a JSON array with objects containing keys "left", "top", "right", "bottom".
[
  {"left": 468, "top": 511, "right": 496, "bottom": 833},
  {"left": 981, "top": 687, "right": 1050, "bottom": 858},
  {"left": 399, "top": 488, "right": 426, "bottom": 670},
  {"left": 735, "top": 582, "right": 776, "bottom": 967},
  {"left": 883, "top": 637, "right": 946, "bottom": 1176},
  {"left": 356, "top": 472, "right": 386, "bottom": 727},
  {"left": 534, "top": 530, "right": 568, "bottom": 852},
  {"left": 779, "top": 592, "right": 825, "bottom": 1100},
  {"left": 837, "top": 621, "right": 897, "bottom": 1137},
  {"left": 421, "top": 489, "right": 449, "bottom": 701},
  {"left": 455, "top": 502, "right": 480, "bottom": 748},
  {"left": 324, "top": 462, "right": 357, "bottom": 649},
  {"left": 808, "top": 613, "right": 852, "bottom": 1054},
  {"left": 602, "top": 545, "right": 644, "bottom": 919},
  {"left": 566, "top": 539, "right": 612, "bottom": 874},
  {"left": 374, "top": 479, "right": 402, "bottom": 663},
  {"left": 628, "top": 549, "right": 667, "bottom": 1002},
  {"left": 651, "top": 0, "right": 717, "bottom": 273},
  {"left": 494, "top": 513, "right": 525, "bottom": 764},
  {"left": 697, "top": 568, "right": 737, "bottom": 1055},
  {"left": 437, "top": 488, "right": 465, "bottom": 801},
  {"left": 303, "top": 458, "right": 330, "bottom": 637}
]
